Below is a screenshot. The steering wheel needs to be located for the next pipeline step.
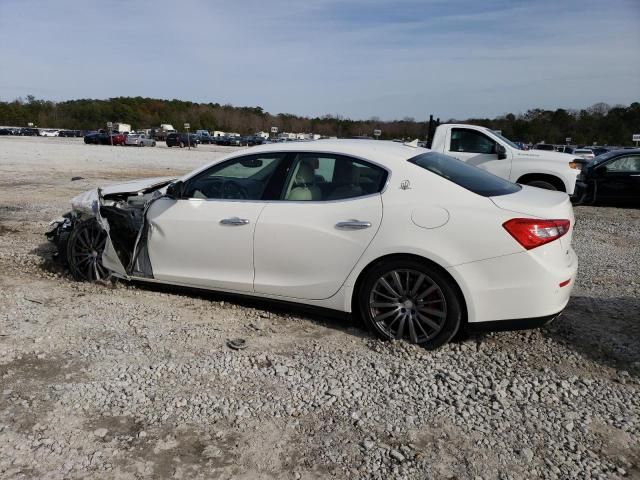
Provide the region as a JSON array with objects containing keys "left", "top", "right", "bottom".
[
  {"left": 192, "top": 178, "right": 222, "bottom": 199},
  {"left": 222, "top": 180, "right": 248, "bottom": 199}
]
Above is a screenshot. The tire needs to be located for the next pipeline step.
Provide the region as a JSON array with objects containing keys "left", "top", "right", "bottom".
[
  {"left": 179, "top": 142, "right": 185, "bottom": 148},
  {"left": 357, "top": 258, "right": 462, "bottom": 349},
  {"left": 525, "top": 180, "right": 557, "bottom": 191},
  {"left": 152, "top": 142, "right": 156, "bottom": 147},
  {"left": 66, "top": 220, "right": 109, "bottom": 282}
]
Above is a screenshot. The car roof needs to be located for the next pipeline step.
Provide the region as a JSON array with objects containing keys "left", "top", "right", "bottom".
[{"left": 245, "top": 139, "right": 427, "bottom": 165}]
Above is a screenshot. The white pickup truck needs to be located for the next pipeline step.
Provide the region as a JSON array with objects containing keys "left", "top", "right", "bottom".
[{"left": 430, "top": 124, "right": 582, "bottom": 194}]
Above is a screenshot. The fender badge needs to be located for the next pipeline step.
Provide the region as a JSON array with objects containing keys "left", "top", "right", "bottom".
[{"left": 400, "top": 180, "right": 411, "bottom": 190}]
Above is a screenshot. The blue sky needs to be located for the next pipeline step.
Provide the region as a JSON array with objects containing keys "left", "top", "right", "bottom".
[{"left": 0, "top": 0, "right": 638, "bottom": 120}]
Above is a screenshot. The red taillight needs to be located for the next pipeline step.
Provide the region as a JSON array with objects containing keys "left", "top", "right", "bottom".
[{"left": 502, "top": 218, "right": 570, "bottom": 250}]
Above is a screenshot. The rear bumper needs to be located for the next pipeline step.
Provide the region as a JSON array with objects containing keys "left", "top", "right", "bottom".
[
  {"left": 447, "top": 246, "right": 578, "bottom": 324},
  {"left": 466, "top": 312, "right": 561, "bottom": 332}
]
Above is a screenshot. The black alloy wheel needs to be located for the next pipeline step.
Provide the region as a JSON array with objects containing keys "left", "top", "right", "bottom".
[{"left": 66, "top": 220, "right": 109, "bottom": 281}]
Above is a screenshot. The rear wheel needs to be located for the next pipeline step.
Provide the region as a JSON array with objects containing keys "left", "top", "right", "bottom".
[
  {"left": 358, "top": 258, "right": 462, "bottom": 349},
  {"left": 179, "top": 141, "right": 185, "bottom": 148},
  {"left": 66, "top": 220, "right": 109, "bottom": 281}
]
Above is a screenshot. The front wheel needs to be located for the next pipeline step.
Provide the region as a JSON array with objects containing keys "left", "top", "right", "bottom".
[
  {"left": 66, "top": 220, "right": 109, "bottom": 281},
  {"left": 357, "top": 258, "right": 462, "bottom": 349},
  {"left": 179, "top": 142, "right": 185, "bottom": 148}
]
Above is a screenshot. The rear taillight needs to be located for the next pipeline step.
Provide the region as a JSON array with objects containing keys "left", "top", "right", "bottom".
[{"left": 503, "top": 218, "right": 570, "bottom": 250}]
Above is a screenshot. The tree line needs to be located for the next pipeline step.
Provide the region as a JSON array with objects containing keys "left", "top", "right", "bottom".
[{"left": 0, "top": 95, "right": 638, "bottom": 145}]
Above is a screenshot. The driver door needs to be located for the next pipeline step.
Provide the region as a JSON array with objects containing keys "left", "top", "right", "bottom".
[
  {"left": 445, "top": 128, "right": 512, "bottom": 180},
  {"left": 145, "top": 153, "right": 288, "bottom": 292}
]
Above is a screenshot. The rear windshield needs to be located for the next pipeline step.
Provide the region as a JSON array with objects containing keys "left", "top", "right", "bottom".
[{"left": 408, "top": 152, "right": 521, "bottom": 197}]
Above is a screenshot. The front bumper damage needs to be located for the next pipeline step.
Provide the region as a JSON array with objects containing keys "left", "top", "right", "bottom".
[{"left": 47, "top": 178, "right": 175, "bottom": 280}]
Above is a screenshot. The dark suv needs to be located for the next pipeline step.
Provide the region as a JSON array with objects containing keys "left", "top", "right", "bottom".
[{"left": 166, "top": 133, "right": 199, "bottom": 148}]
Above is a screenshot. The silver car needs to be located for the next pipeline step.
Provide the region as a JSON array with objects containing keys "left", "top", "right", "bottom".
[{"left": 125, "top": 133, "right": 156, "bottom": 147}]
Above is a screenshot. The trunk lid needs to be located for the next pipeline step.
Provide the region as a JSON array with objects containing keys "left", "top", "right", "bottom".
[{"left": 490, "top": 185, "right": 575, "bottom": 247}]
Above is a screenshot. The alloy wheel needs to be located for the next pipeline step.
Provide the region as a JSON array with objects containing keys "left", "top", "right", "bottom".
[
  {"left": 69, "top": 222, "right": 109, "bottom": 281},
  {"left": 368, "top": 269, "right": 447, "bottom": 344}
]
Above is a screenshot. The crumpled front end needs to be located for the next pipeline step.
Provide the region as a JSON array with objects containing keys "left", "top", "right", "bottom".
[{"left": 46, "top": 177, "right": 175, "bottom": 281}]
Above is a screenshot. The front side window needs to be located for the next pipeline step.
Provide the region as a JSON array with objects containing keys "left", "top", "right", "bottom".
[
  {"left": 283, "top": 153, "right": 387, "bottom": 201},
  {"left": 606, "top": 155, "right": 640, "bottom": 172},
  {"left": 450, "top": 129, "right": 496, "bottom": 154},
  {"left": 408, "top": 151, "right": 521, "bottom": 197},
  {"left": 184, "top": 153, "right": 286, "bottom": 200}
]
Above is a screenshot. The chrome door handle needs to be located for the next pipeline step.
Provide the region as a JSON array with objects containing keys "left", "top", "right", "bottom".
[
  {"left": 336, "top": 220, "right": 372, "bottom": 230},
  {"left": 220, "top": 217, "right": 250, "bottom": 226}
]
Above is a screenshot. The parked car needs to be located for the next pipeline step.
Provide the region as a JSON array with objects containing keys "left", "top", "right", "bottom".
[
  {"left": 84, "top": 131, "right": 126, "bottom": 145},
  {"left": 20, "top": 127, "right": 40, "bottom": 136},
  {"left": 574, "top": 149, "right": 640, "bottom": 205},
  {"left": 228, "top": 136, "right": 242, "bottom": 146},
  {"left": 573, "top": 148, "right": 595, "bottom": 160},
  {"left": 213, "top": 136, "right": 230, "bottom": 146},
  {"left": 532, "top": 143, "right": 556, "bottom": 151},
  {"left": 590, "top": 146, "right": 611, "bottom": 157},
  {"left": 0, "top": 128, "right": 12, "bottom": 135},
  {"left": 555, "top": 145, "right": 574, "bottom": 154},
  {"left": 47, "top": 140, "right": 577, "bottom": 349},
  {"left": 166, "top": 133, "right": 199, "bottom": 148},
  {"left": 125, "top": 133, "right": 157, "bottom": 147},
  {"left": 40, "top": 129, "right": 60, "bottom": 137},
  {"left": 195, "top": 130, "right": 212, "bottom": 144},
  {"left": 429, "top": 125, "right": 583, "bottom": 194}
]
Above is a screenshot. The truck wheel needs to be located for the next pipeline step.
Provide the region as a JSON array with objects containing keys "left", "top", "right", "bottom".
[
  {"left": 526, "top": 180, "right": 557, "bottom": 191},
  {"left": 180, "top": 142, "right": 185, "bottom": 148}
]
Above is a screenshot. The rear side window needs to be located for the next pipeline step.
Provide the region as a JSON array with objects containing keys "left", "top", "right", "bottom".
[{"left": 408, "top": 152, "right": 521, "bottom": 197}]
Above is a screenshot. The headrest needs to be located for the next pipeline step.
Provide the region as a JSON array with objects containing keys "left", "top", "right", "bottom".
[{"left": 295, "top": 162, "right": 315, "bottom": 184}]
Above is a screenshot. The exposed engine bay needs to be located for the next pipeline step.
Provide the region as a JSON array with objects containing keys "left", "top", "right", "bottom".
[{"left": 46, "top": 177, "right": 175, "bottom": 281}]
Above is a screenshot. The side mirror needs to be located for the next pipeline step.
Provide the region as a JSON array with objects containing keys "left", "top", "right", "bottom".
[
  {"left": 594, "top": 165, "right": 607, "bottom": 176},
  {"left": 166, "top": 180, "right": 185, "bottom": 199},
  {"left": 496, "top": 144, "right": 507, "bottom": 160}
]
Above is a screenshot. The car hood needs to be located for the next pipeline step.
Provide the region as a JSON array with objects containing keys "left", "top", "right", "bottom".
[
  {"left": 514, "top": 150, "right": 577, "bottom": 162},
  {"left": 100, "top": 176, "right": 176, "bottom": 196}
]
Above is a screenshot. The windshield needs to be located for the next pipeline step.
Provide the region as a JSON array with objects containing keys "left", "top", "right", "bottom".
[
  {"left": 408, "top": 151, "right": 521, "bottom": 197},
  {"left": 492, "top": 130, "right": 523, "bottom": 150}
]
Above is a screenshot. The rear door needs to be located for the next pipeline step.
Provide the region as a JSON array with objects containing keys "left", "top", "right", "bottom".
[
  {"left": 445, "top": 127, "right": 512, "bottom": 180},
  {"left": 253, "top": 153, "right": 387, "bottom": 300}
]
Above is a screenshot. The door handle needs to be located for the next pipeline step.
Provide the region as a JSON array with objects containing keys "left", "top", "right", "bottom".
[
  {"left": 336, "top": 220, "right": 372, "bottom": 230},
  {"left": 220, "top": 217, "right": 250, "bottom": 226}
]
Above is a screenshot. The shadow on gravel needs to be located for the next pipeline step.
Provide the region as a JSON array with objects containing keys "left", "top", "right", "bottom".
[
  {"left": 31, "top": 240, "right": 370, "bottom": 341},
  {"left": 544, "top": 295, "right": 640, "bottom": 375},
  {"left": 132, "top": 279, "right": 368, "bottom": 335}
]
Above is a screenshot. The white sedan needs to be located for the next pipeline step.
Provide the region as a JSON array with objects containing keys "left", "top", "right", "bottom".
[
  {"left": 47, "top": 140, "right": 577, "bottom": 348},
  {"left": 125, "top": 133, "right": 157, "bottom": 147}
]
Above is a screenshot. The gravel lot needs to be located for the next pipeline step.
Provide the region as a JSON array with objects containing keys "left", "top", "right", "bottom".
[{"left": 1, "top": 136, "right": 639, "bottom": 479}]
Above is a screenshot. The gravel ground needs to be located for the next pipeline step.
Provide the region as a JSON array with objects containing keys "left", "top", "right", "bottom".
[{"left": 0, "top": 136, "right": 639, "bottom": 479}]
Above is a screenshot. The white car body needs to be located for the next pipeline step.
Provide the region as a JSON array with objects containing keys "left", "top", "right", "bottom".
[
  {"left": 40, "top": 129, "right": 59, "bottom": 137},
  {"left": 51, "top": 140, "right": 577, "bottom": 345},
  {"left": 573, "top": 149, "right": 595, "bottom": 160},
  {"left": 430, "top": 124, "right": 581, "bottom": 194},
  {"left": 125, "top": 134, "right": 156, "bottom": 147}
]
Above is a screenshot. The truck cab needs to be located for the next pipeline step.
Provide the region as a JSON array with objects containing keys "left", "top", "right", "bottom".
[{"left": 430, "top": 124, "right": 582, "bottom": 194}]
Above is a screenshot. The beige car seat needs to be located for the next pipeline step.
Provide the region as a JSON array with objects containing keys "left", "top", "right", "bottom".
[{"left": 287, "top": 162, "right": 322, "bottom": 200}]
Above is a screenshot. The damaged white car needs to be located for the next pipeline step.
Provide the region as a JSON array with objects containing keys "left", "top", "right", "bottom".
[{"left": 48, "top": 140, "right": 577, "bottom": 348}]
